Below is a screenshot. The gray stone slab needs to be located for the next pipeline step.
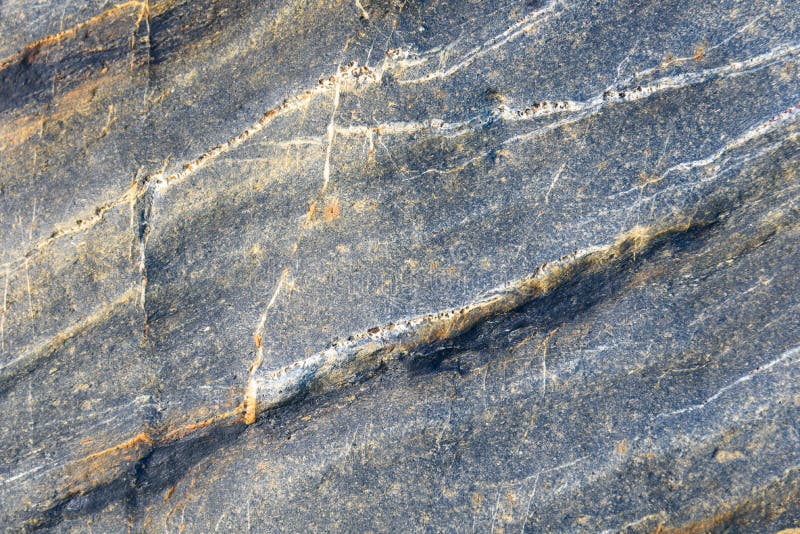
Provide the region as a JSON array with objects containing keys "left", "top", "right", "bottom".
[{"left": 1, "top": 0, "right": 799, "bottom": 531}]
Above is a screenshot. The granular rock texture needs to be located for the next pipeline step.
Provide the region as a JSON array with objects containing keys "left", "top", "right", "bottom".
[{"left": 1, "top": 0, "right": 799, "bottom": 531}]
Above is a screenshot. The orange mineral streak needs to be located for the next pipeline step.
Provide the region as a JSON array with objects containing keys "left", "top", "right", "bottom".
[
  {"left": 63, "top": 432, "right": 157, "bottom": 493},
  {"left": 244, "top": 381, "right": 259, "bottom": 425},
  {"left": 159, "top": 404, "right": 245, "bottom": 442},
  {"left": 81, "top": 432, "right": 155, "bottom": 463},
  {"left": 66, "top": 404, "right": 245, "bottom": 496}
]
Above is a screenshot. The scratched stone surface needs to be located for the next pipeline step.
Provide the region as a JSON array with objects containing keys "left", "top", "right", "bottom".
[{"left": 1, "top": 0, "right": 799, "bottom": 531}]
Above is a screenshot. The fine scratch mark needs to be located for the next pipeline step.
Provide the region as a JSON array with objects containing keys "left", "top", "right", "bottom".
[
  {"left": 1, "top": 269, "right": 8, "bottom": 354},
  {"left": 322, "top": 70, "right": 342, "bottom": 194},
  {"left": 0, "top": 464, "right": 44, "bottom": 486},
  {"left": 483, "top": 361, "right": 491, "bottom": 409},
  {"left": 98, "top": 104, "right": 117, "bottom": 138},
  {"left": 23, "top": 199, "right": 37, "bottom": 319},
  {"left": 212, "top": 511, "right": 228, "bottom": 533},
  {"left": 29, "top": 198, "right": 38, "bottom": 242},
  {"left": 23, "top": 259, "right": 33, "bottom": 320},
  {"left": 27, "top": 376, "right": 33, "bottom": 420},
  {"left": 705, "top": 13, "right": 767, "bottom": 55},
  {"left": 544, "top": 164, "right": 565, "bottom": 205},
  {"left": 489, "top": 485, "right": 504, "bottom": 534},
  {"left": 59, "top": 0, "right": 73, "bottom": 34},
  {"left": 540, "top": 328, "right": 557, "bottom": 398},
  {"left": 520, "top": 472, "right": 541, "bottom": 534}
]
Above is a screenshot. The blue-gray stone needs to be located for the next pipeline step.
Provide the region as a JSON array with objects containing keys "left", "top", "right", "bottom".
[{"left": 0, "top": 0, "right": 799, "bottom": 531}]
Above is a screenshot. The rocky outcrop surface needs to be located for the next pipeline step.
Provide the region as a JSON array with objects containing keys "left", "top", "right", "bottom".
[{"left": 1, "top": 0, "right": 799, "bottom": 531}]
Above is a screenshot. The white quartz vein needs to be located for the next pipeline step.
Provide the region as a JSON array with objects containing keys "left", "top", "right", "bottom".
[{"left": 658, "top": 343, "right": 800, "bottom": 418}]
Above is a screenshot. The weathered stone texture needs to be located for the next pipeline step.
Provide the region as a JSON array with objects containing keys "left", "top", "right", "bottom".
[{"left": 1, "top": 0, "right": 799, "bottom": 531}]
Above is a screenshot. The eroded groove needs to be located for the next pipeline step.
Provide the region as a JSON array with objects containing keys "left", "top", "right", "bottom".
[{"left": 245, "top": 214, "right": 719, "bottom": 419}]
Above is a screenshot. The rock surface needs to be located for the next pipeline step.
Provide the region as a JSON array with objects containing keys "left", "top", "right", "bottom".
[{"left": 1, "top": 0, "right": 799, "bottom": 531}]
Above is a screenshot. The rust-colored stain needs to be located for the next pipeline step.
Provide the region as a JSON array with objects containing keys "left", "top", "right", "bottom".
[
  {"left": 323, "top": 197, "right": 341, "bottom": 223},
  {"left": 160, "top": 404, "right": 245, "bottom": 442},
  {"left": 82, "top": 432, "right": 155, "bottom": 463},
  {"left": 304, "top": 200, "right": 318, "bottom": 226},
  {"left": 244, "top": 390, "right": 259, "bottom": 425},
  {"left": 693, "top": 41, "right": 708, "bottom": 61}
]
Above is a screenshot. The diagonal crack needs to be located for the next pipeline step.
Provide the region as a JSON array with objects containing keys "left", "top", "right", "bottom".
[{"left": 245, "top": 216, "right": 717, "bottom": 418}]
